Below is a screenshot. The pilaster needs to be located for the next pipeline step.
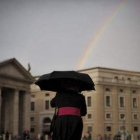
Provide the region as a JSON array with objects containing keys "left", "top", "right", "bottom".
[
  {"left": 94, "top": 85, "right": 104, "bottom": 138},
  {"left": 112, "top": 86, "right": 118, "bottom": 135},
  {"left": 126, "top": 88, "right": 131, "bottom": 132},
  {"left": 23, "top": 91, "right": 31, "bottom": 131},
  {"left": 13, "top": 89, "right": 19, "bottom": 136}
]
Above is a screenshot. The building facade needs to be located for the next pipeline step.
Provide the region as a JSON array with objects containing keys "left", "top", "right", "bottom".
[
  {"left": 30, "top": 67, "right": 140, "bottom": 139},
  {"left": 0, "top": 58, "right": 34, "bottom": 138},
  {"left": 30, "top": 81, "right": 55, "bottom": 139}
]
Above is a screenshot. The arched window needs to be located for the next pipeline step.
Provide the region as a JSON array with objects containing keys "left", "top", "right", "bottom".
[
  {"left": 42, "top": 117, "right": 51, "bottom": 134},
  {"left": 43, "top": 117, "right": 51, "bottom": 123}
]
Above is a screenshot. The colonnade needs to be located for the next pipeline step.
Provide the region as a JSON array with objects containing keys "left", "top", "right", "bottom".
[{"left": 0, "top": 87, "right": 30, "bottom": 137}]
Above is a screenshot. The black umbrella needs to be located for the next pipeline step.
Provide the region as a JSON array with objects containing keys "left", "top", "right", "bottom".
[{"left": 35, "top": 71, "right": 95, "bottom": 92}]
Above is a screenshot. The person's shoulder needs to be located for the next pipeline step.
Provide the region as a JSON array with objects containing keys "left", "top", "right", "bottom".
[{"left": 78, "top": 93, "right": 85, "bottom": 98}]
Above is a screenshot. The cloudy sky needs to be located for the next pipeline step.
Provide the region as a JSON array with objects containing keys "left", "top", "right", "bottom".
[{"left": 0, "top": 0, "right": 140, "bottom": 76}]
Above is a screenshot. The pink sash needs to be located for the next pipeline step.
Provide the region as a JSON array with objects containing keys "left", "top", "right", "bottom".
[{"left": 58, "top": 107, "right": 81, "bottom": 116}]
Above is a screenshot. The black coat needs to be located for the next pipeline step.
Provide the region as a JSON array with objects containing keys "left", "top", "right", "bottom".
[{"left": 50, "top": 90, "right": 87, "bottom": 140}]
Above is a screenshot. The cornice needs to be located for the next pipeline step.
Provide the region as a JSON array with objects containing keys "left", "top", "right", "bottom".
[
  {"left": 0, "top": 82, "right": 30, "bottom": 91},
  {"left": 78, "top": 67, "right": 140, "bottom": 75},
  {"left": 96, "top": 81, "right": 140, "bottom": 88},
  {"left": 0, "top": 73, "right": 34, "bottom": 84}
]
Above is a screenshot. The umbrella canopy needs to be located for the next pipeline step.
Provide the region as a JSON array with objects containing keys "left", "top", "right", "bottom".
[{"left": 35, "top": 71, "right": 95, "bottom": 92}]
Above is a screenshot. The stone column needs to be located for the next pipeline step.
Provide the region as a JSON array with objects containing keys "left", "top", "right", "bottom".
[
  {"left": 0, "top": 87, "right": 1, "bottom": 133},
  {"left": 13, "top": 89, "right": 19, "bottom": 136},
  {"left": 126, "top": 88, "right": 131, "bottom": 132},
  {"left": 23, "top": 91, "right": 31, "bottom": 131},
  {"left": 94, "top": 85, "right": 104, "bottom": 139},
  {"left": 112, "top": 86, "right": 118, "bottom": 135}
]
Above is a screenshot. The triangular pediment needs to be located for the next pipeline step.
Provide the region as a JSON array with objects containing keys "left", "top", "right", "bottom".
[{"left": 0, "top": 58, "right": 34, "bottom": 83}]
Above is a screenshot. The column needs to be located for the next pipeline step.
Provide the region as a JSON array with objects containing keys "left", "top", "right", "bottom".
[
  {"left": 23, "top": 91, "right": 31, "bottom": 131},
  {"left": 0, "top": 87, "right": 1, "bottom": 133},
  {"left": 112, "top": 86, "right": 118, "bottom": 135},
  {"left": 94, "top": 85, "right": 104, "bottom": 139},
  {"left": 126, "top": 88, "right": 131, "bottom": 132},
  {"left": 13, "top": 89, "right": 19, "bottom": 136}
]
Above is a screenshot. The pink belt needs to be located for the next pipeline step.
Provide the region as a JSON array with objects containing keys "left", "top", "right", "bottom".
[{"left": 58, "top": 107, "right": 81, "bottom": 116}]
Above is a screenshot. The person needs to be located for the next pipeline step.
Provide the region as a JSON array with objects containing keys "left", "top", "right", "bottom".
[
  {"left": 82, "top": 135, "right": 87, "bottom": 140},
  {"left": 23, "top": 130, "right": 30, "bottom": 140},
  {"left": 5, "top": 131, "right": 9, "bottom": 140},
  {"left": 108, "top": 134, "right": 111, "bottom": 140},
  {"left": 26, "top": 131, "right": 30, "bottom": 140},
  {"left": 105, "top": 134, "right": 107, "bottom": 140},
  {"left": 138, "top": 135, "right": 140, "bottom": 140},
  {"left": 98, "top": 134, "right": 102, "bottom": 140},
  {"left": 50, "top": 81, "right": 87, "bottom": 140},
  {"left": 40, "top": 135, "right": 45, "bottom": 140},
  {"left": 23, "top": 131, "right": 26, "bottom": 140},
  {"left": 87, "top": 131, "right": 91, "bottom": 140},
  {"left": 0, "top": 133, "right": 3, "bottom": 140}
]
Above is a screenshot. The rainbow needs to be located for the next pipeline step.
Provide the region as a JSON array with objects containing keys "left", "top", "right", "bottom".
[{"left": 76, "top": 0, "right": 128, "bottom": 70}]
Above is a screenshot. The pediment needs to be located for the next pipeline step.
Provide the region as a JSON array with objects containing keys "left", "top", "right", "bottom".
[{"left": 0, "top": 58, "right": 34, "bottom": 83}]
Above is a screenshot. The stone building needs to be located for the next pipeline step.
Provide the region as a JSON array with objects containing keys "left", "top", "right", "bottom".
[
  {"left": 30, "top": 67, "right": 140, "bottom": 139},
  {"left": 30, "top": 81, "right": 55, "bottom": 139},
  {"left": 0, "top": 58, "right": 34, "bottom": 137}
]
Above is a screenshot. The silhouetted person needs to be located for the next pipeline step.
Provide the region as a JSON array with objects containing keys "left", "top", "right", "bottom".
[{"left": 50, "top": 81, "right": 87, "bottom": 140}]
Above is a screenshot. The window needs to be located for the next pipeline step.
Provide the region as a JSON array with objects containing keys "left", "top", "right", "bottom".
[
  {"left": 134, "top": 114, "right": 138, "bottom": 120},
  {"left": 127, "top": 78, "right": 131, "bottom": 81},
  {"left": 43, "top": 118, "right": 51, "bottom": 132},
  {"left": 31, "top": 95, "right": 35, "bottom": 98},
  {"left": 106, "top": 96, "right": 111, "bottom": 107},
  {"left": 43, "top": 117, "right": 51, "bottom": 124},
  {"left": 106, "top": 126, "right": 111, "bottom": 131},
  {"left": 120, "top": 89, "right": 123, "bottom": 93},
  {"left": 30, "top": 128, "right": 35, "bottom": 133},
  {"left": 106, "top": 113, "right": 111, "bottom": 119},
  {"left": 45, "top": 100, "right": 49, "bottom": 110},
  {"left": 132, "top": 90, "right": 136, "bottom": 93},
  {"left": 45, "top": 93, "right": 50, "bottom": 96},
  {"left": 87, "top": 114, "right": 92, "bottom": 119},
  {"left": 134, "top": 126, "right": 138, "bottom": 132},
  {"left": 105, "top": 88, "right": 110, "bottom": 92},
  {"left": 87, "top": 126, "right": 92, "bottom": 132},
  {"left": 122, "top": 77, "right": 125, "bottom": 80},
  {"left": 31, "top": 102, "right": 35, "bottom": 111},
  {"left": 120, "top": 97, "right": 124, "bottom": 107},
  {"left": 30, "top": 117, "right": 35, "bottom": 122},
  {"left": 113, "top": 76, "right": 118, "bottom": 82},
  {"left": 115, "top": 76, "right": 118, "bottom": 79},
  {"left": 120, "top": 114, "right": 125, "bottom": 119},
  {"left": 87, "top": 97, "right": 92, "bottom": 107},
  {"left": 133, "top": 98, "right": 138, "bottom": 108}
]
